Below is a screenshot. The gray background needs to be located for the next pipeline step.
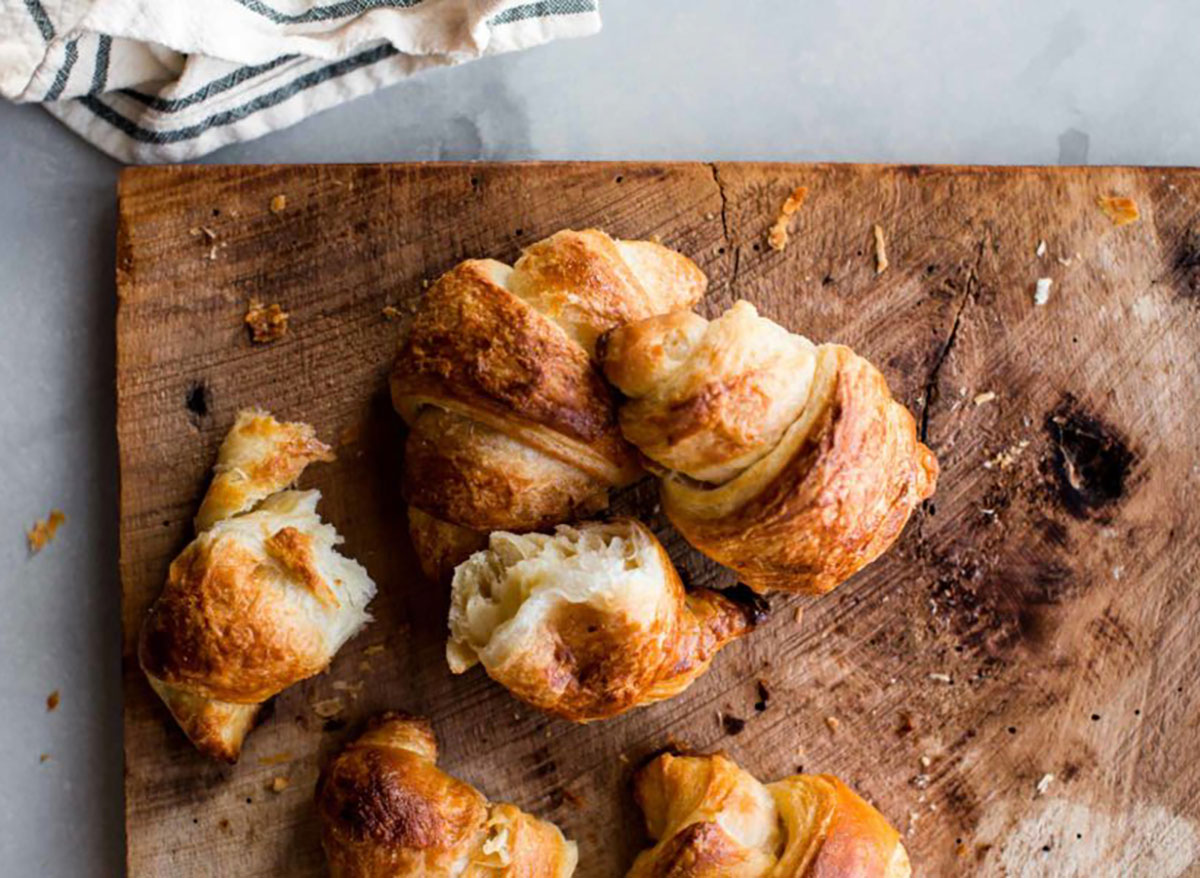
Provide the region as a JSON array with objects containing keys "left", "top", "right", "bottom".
[{"left": 2, "top": 0, "right": 1198, "bottom": 873}]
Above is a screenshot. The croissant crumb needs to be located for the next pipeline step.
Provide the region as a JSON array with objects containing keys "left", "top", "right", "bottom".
[
  {"left": 27, "top": 509, "right": 65, "bottom": 553},
  {"left": 245, "top": 298, "right": 289, "bottom": 343},
  {"left": 767, "top": 186, "right": 809, "bottom": 251},
  {"left": 1096, "top": 194, "right": 1140, "bottom": 226}
]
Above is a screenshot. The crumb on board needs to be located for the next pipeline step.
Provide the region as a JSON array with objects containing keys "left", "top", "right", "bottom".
[
  {"left": 928, "top": 673, "right": 953, "bottom": 684},
  {"left": 824, "top": 715, "right": 840, "bottom": 734},
  {"left": 973, "top": 391, "right": 997, "bottom": 406},
  {"left": 1034, "top": 277, "right": 1053, "bottom": 306},
  {"left": 332, "top": 680, "right": 365, "bottom": 697},
  {"left": 920, "top": 755, "right": 932, "bottom": 769},
  {"left": 269, "top": 776, "right": 290, "bottom": 793},
  {"left": 270, "top": 194, "right": 287, "bottom": 214},
  {"left": 767, "top": 186, "right": 810, "bottom": 251},
  {"left": 873, "top": 224, "right": 889, "bottom": 274},
  {"left": 364, "top": 644, "right": 385, "bottom": 656},
  {"left": 257, "top": 752, "right": 293, "bottom": 766},
  {"left": 245, "top": 299, "right": 289, "bottom": 343},
  {"left": 983, "top": 439, "right": 1030, "bottom": 471},
  {"left": 1096, "top": 194, "right": 1140, "bottom": 226},
  {"left": 1036, "top": 773, "right": 1055, "bottom": 797},
  {"left": 310, "top": 697, "right": 344, "bottom": 719},
  {"left": 190, "top": 226, "right": 222, "bottom": 260},
  {"left": 46, "top": 690, "right": 60, "bottom": 712},
  {"left": 1036, "top": 240, "right": 1047, "bottom": 258},
  {"left": 381, "top": 305, "right": 403, "bottom": 321},
  {"left": 794, "top": 605, "right": 804, "bottom": 625},
  {"left": 27, "top": 509, "right": 65, "bottom": 554},
  {"left": 39, "top": 753, "right": 50, "bottom": 764}
]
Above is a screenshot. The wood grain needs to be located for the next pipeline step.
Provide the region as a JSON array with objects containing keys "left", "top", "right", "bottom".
[{"left": 117, "top": 163, "right": 1200, "bottom": 877}]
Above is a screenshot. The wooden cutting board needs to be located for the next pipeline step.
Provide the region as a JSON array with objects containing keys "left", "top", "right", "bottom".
[{"left": 116, "top": 162, "right": 1200, "bottom": 877}]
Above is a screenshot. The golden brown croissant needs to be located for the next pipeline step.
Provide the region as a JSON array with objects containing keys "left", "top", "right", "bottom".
[
  {"left": 629, "top": 752, "right": 911, "bottom": 878},
  {"left": 446, "top": 517, "right": 760, "bottom": 722},
  {"left": 599, "top": 301, "right": 938, "bottom": 594},
  {"left": 139, "top": 410, "right": 376, "bottom": 761},
  {"left": 317, "top": 713, "right": 578, "bottom": 877},
  {"left": 391, "top": 230, "right": 707, "bottom": 580}
]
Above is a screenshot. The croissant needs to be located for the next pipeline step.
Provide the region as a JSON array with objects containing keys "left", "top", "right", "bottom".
[
  {"left": 317, "top": 713, "right": 578, "bottom": 877},
  {"left": 138, "top": 410, "right": 376, "bottom": 761},
  {"left": 599, "top": 301, "right": 938, "bottom": 594},
  {"left": 391, "top": 229, "right": 707, "bottom": 580},
  {"left": 629, "top": 752, "right": 911, "bottom": 878},
  {"left": 446, "top": 517, "right": 760, "bottom": 722}
]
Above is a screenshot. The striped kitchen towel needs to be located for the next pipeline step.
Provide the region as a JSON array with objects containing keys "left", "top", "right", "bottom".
[{"left": 0, "top": 0, "right": 600, "bottom": 163}]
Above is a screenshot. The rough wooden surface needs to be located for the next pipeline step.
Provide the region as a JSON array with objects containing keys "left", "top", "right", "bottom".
[{"left": 117, "top": 163, "right": 1200, "bottom": 877}]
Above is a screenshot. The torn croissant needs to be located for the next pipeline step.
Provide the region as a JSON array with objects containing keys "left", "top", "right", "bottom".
[
  {"left": 391, "top": 229, "right": 706, "bottom": 581},
  {"left": 629, "top": 752, "right": 911, "bottom": 878},
  {"left": 139, "top": 410, "right": 376, "bottom": 761},
  {"left": 317, "top": 713, "right": 578, "bottom": 878},
  {"left": 447, "top": 517, "right": 759, "bottom": 722},
  {"left": 600, "top": 300, "right": 938, "bottom": 594}
]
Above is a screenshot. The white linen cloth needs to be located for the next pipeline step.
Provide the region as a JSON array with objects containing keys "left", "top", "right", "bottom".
[{"left": 0, "top": 0, "right": 600, "bottom": 162}]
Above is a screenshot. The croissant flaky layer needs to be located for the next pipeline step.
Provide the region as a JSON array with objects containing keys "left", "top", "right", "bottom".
[
  {"left": 447, "top": 518, "right": 759, "bottom": 722},
  {"left": 390, "top": 230, "right": 706, "bottom": 579},
  {"left": 139, "top": 411, "right": 375, "bottom": 761},
  {"left": 601, "top": 301, "right": 938, "bottom": 595},
  {"left": 193, "top": 408, "right": 335, "bottom": 532},
  {"left": 316, "top": 714, "right": 578, "bottom": 878},
  {"left": 630, "top": 753, "right": 911, "bottom": 878}
]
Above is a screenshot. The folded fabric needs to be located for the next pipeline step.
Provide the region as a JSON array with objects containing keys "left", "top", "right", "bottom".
[{"left": 0, "top": 0, "right": 600, "bottom": 163}]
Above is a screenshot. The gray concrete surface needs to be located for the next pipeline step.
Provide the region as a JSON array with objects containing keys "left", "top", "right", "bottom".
[{"left": 2, "top": 0, "right": 1199, "bottom": 873}]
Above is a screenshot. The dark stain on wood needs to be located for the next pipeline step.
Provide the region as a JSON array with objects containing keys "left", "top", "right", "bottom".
[
  {"left": 1044, "top": 396, "right": 1136, "bottom": 521},
  {"left": 1169, "top": 226, "right": 1200, "bottom": 299},
  {"left": 185, "top": 380, "right": 209, "bottom": 423}
]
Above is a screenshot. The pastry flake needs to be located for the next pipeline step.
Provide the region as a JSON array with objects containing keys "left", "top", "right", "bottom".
[
  {"left": 767, "top": 186, "right": 809, "bottom": 252},
  {"left": 194, "top": 408, "right": 334, "bottom": 531},
  {"left": 245, "top": 298, "right": 289, "bottom": 343},
  {"left": 27, "top": 509, "right": 65, "bottom": 553},
  {"left": 1096, "top": 194, "right": 1140, "bottom": 227}
]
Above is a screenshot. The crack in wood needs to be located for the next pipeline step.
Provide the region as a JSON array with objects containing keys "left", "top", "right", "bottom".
[
  {"left": 918, "top": 235, "right": 988, "bottom": 445},
  {"left": 708, "top": 162, "right": 741, "bottom": 301}
]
